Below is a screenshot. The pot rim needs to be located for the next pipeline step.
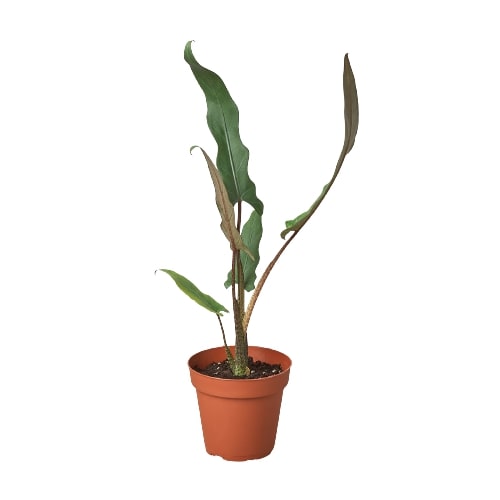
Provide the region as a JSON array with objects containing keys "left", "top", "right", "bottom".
[
  {"left": 188, "top": 345, "right": 292, "bottom": 378},
  {"left": 188, "top": 345, "right": 292, "bottom": 398}
]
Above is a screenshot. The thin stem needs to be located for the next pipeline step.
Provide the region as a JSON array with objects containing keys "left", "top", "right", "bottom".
[
  {"left": 217, "top": 314, "right": 234, "bottom": 366},
  {"left": 230, "top": 248, "right": 240, "bottom": 337},
  {"left": 218, "top": 314, "right": 229, "bottom": 348},
  {"left": 243, "top": 229, "right": 298, "bottom": 332},
  {"left": 237, "top": 253, "right": 245, "bottom": 319},
  {"left": 244, "top": 145, "right": 349, "bottom": 332},
  {"left": 235, "top": 200, "right": 245, "bottom": 322}
]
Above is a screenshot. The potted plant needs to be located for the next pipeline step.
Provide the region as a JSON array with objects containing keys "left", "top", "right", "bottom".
[{"left": 158, "top": 40, "right": 359, "bottom": 461}]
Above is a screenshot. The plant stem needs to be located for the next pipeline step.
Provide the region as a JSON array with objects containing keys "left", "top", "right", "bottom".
[
  {"left": 218, "top": 314, "right": 234, "bottom": 367},
  {"left": 244, "top": 145, "right": 349, "bottom": 332},
  {"left": 235, "top": 201, "right": 245, "bottom": 318},
  {"left": 243, "top": 230, "right": 299, "bottom": 332},
  {"left": 230, "top": 201, "right": 248, "bottom": 376}
]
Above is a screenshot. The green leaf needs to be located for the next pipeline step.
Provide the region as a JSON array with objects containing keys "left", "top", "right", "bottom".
[
  {"left": 281, "top": 53, "right": 359, "bottom": 239},
  {"left": 224, "top": 210, "right": 263, "bottom": 291},
  {"left": 191, "top": 146, "right": 254, "bottom": 260},
  {"left": 158, "top": 269, "right": 229, "bottom": 316},
  {"left": 184, "top": 41, "right": 264, "bottom": 216}
]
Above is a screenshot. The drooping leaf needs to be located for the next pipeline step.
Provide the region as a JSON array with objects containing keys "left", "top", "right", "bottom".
[
  {"left": 158, "top": 269, "right": 228, "bottom": 316},
  {"left": 224, "top": 210, "right": 263, "bottom": 291},
  {"left": 184, "top": 41, "right": 264, "bottom": 216},
  {"left": 191, "top": 146, "right": 254, "bottom": 260},
  {"left": 281, "top": 53, "right": 359, "bottom": 239}
]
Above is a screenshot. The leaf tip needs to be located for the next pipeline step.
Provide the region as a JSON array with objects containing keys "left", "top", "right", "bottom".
[
  {"left": 344, "top": 53, "right": 352, "bottom": 68},
  {"left": 280, "top": 226, "right": 292, "bottom": 239}
]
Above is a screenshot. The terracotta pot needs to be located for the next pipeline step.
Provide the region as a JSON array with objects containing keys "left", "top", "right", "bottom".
[{"left": 188, "top": 345, "right": 292, "bottom": 461}]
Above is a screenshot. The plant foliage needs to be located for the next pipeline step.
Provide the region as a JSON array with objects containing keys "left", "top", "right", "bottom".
[{"left": 159, "top": 41, "right": 359, "bottom": 377}]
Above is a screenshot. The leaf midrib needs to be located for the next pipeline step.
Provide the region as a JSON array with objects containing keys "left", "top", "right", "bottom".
[{"left": 216, "top": 93, "right": 241, "bottom": 200}]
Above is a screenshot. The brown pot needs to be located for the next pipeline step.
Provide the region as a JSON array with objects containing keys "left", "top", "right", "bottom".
[{"left": 188, "top": 345, "right": 292, "bottom": 461}]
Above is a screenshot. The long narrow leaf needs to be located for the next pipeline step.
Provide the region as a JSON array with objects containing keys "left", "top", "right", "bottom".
[
  {"left": 224, "top": 210, "right": 263, "bottom": 291},
  {"left": 191, "top": 146, "right": 253, "bottom": 259},
  {"left": 158, "top": 269, "right": 228, "bottom": 316},
  {"left": 280, "top": 54, "right": 359, "bottom": 239},
  {"left": 343, "top": 53, "right": 359, "bottom": 154},
  {"left": 184, "top": 41, "right": 264, "bottom": 216}
]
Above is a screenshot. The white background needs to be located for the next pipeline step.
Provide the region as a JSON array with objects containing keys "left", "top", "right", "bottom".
[{"left": 1, "top": 1, "right": 499, "bottom": 498}]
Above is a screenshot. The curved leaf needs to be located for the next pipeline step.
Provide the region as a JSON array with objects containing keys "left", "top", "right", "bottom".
[
  {"left": 191, "top": 146, "right": 253, "bottom": 259},
  {"left": 343, "top": 53, "right": 359, "bottom": 154},
  {"left": 224, "top": 210, "right": 263, "bottom": 291},
  {"left": 184, "top": 41, "right": 264, "bottom": 216},
  {"left": 281, "top": 53, "right": 359, "bottom": 239},
  {"left": 158, "top": 269, "right": 228, "bottom": 316}
]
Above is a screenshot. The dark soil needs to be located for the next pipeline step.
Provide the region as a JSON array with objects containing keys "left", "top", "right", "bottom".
[{"left": 194, "top": 356, "right": 283, "bottom": 379}]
